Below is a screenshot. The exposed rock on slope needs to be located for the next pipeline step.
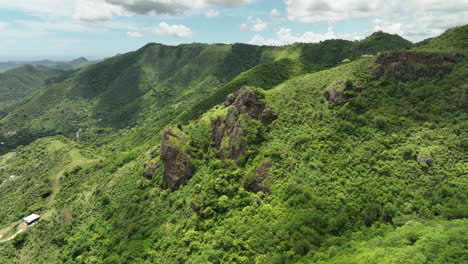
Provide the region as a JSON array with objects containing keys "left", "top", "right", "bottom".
[
  {"left": 251, "top": 160, "right": 273, "bottom": 194},
  {"left": 212, "top": 86, "right": 277, "bottom": 162},
  {"left": 373, "top": 51, "right": 463, "bottom": 81},
  {"left": 324, "top": 81, "right": 344, "bottom": 105},
  {"left": 160, "top": 129, "right": 191, "bottom": 190}
]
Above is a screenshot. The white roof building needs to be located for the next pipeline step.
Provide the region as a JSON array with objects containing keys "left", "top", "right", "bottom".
[{"left": 24, "top": 214, "right": 40, "bottom": 224}]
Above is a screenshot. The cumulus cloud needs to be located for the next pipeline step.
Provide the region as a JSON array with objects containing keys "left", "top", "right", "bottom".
[
  {"left": 285, "top": 0, "right": 384, "bottom": 23},
  {"left": 205, "top": 0, "right": 254, "bottom": 7},
  {"left": 153, "top": 22, "right": 193, "bottom": 38},
  {"left": 205, "top": 9, "right": 220, "bottom": 18},
  {"left": 249, "top": 26, "right": 363, "bottom": 46},
  {"left": 285, "top": 0, "right": 468, "bottom": 41},
  {"left": 127, "top": 31, "right": 144, "bottom": 38},
  {"left": 0, "top": 0, "right": 255, "bottom": 22},
  {"left": 104, "top": 0, "right": 253, "bottom": 15},
  {"left": 73, "top": 0, "right": 115, "bottom": 22},
  {"left": 240, "top": 16, "right": 268, "bottom": 32}
]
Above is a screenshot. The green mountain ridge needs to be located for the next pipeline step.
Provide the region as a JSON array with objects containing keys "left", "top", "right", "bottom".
[
  {"left": 0, "top": 65, "right": 73, "bottom": 109},
  {"left": 0, "top": 26, "right": 466, "bottom": 263},
  {"left": 0, "top": 58, "right": 98, "bottom": 73},
  {"left": 0, "top": 31, "right": 415, "bottom": 154}
]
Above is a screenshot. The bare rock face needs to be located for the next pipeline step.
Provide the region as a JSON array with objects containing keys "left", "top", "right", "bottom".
[
  {"left": 160, "top": 129, "right": 191, "bottom": 190},
  {"left": 251, "top": 160, "right": 273, "bottom": 194},
  {"left": 373, "top": 51, "right": 463, "bottom": 81},
  {"left": 211, "top": 118, "right": 224, "bottom": 149},
  {"left": 212, "top": 86, "right": 277, "bottom": 162},
  {"left": 324, "top": 81, "right": 344, "bottom": 105},
  {"left": 142, "top": 159, "right": 160, "bottom": 180}
]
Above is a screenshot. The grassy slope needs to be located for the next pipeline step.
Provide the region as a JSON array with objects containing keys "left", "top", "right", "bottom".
[
  {"left": 1, "top": 28, "right": 466, "bottom": 263},
  {"left": 0, "top": 137, "right": 97, "bottom": 227}
]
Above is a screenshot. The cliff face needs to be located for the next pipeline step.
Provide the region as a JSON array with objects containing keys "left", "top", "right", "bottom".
[
  {"left": 211, "top": 86, "right": 277, "bottom": 163},
  {"left": 373, "top": 51, "right": 463, "bottom": 81},
  {"left": 160, "top": 129, "right": 191, "bottom": 190}
]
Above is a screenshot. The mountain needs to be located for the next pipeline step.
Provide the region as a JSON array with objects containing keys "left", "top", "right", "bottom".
[
  {"left": 0, "top": 65, "right": 73, "bottom": 108},
  {"left": 0, "top": 57, "right": 98, "bottom": 73},
  {"left": 0, "top": 32, "right": 414, "bottom": 154},
  {"left": 0, "top": 26, "right": 466, "bottom": 263}
]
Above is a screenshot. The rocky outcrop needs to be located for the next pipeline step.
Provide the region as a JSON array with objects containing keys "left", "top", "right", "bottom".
[
  {"left": 251, "top": 160, "right": 273, "bottom": 194},
  {"left": 211, "top": 86, "right": 277, "bottom": 162},
  {"left": 160, "top": 129, "right": 191, "bottom": 190},
  {"left": 373, "top": 51, "right": 463, "bottom": 81},
  {"left": 324, "top": 81, "right": 344, "bottom": 104},
  {"left": 211, "top": 118, "right": 224, "bottom": 149}
]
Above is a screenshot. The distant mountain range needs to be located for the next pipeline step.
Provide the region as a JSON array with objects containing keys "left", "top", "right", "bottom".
[{"left": 0, "top": 57, "right": 99, "bottom": 73}]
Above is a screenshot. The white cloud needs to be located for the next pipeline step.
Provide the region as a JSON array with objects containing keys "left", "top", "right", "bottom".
[
  {"left": 270, "top": 8, "right": 280, "bottom": 16},
  {"left": 104, "top": 0, "right": 254, "bottom": 15},
  {"left": 206, "top": 0, "right": 254, "bottom": 7},
  {"left": 252, "top": 19, "right": 267, "bottom": 32},
  {"left": 127, "top": 31, "right": 144, "bottom": 38},
  {"left": 240, "top": 16, "right": 268, "bottom": 32},
  {"left": 153, "top": 22, "right": 193, "bottom": 38},
  {"left": 205, "top": 9, "right": 220, "bottom": 18},
  {"left": 249, "top": 26, "right": 364, "bottom": 46},
  {"left": 285, "top": 0, "right": 384, "bottom": 23},
  {"left": 0, "top": 0, "right": 255, "bottom": 21},
  {"left": 73, "top": 0, "right": 114, "bottom": 22},
  {"left": 0, "top": 0, "right": 76, "bottom": 19},
  {"left": 285, "top": 0, "right": 468, "bottom": 41}
]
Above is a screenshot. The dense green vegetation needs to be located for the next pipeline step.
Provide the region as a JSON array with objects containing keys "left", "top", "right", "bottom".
[
  {"left": 0, "top": 32, "right": 412, "bottom": 155},
  {"left": 0, "top": 57, "right": 97, "bottom": 73},
  {"left": 0, "top": 65, "right": 72, "bottom": 108},
  {"left": 0, "top": 26, "right": 466, "bottom": 263}
]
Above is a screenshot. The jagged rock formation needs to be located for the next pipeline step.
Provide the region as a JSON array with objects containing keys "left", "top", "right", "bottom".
[
  {"left": 373, "top": 51, "right": 463, "bottom": 81},
  {"left": 160, "top": 129, "right": 191, "bottom": 190},
  {"left": 212, "top": 86, "right": 277, "bottom": 162}
]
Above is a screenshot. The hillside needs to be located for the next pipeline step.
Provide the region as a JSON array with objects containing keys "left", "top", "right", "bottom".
[
  {"left": 0, "top": 58, "right": 98, "bottom": 73},
  {"left": 0, "top": 26, "right": 466, "bottom": 263},
  {"left": 0, "top": 65, "right": 72, "bottom": 108},
  {"left": 0, "top": 32, "right": 413, "bottom": 155}
]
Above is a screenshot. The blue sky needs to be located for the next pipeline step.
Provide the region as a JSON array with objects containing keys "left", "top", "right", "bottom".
[{"left": 0, "top": 0, "right": 466, "bottom": 61}]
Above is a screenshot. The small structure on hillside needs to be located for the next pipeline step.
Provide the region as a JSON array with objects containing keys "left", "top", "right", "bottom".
[
  {"left": 23, "top": 214, "right": 40, "bottom": 225},
  {"left": 361, "top": 54, "right": 374, "bottom": 58}
]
